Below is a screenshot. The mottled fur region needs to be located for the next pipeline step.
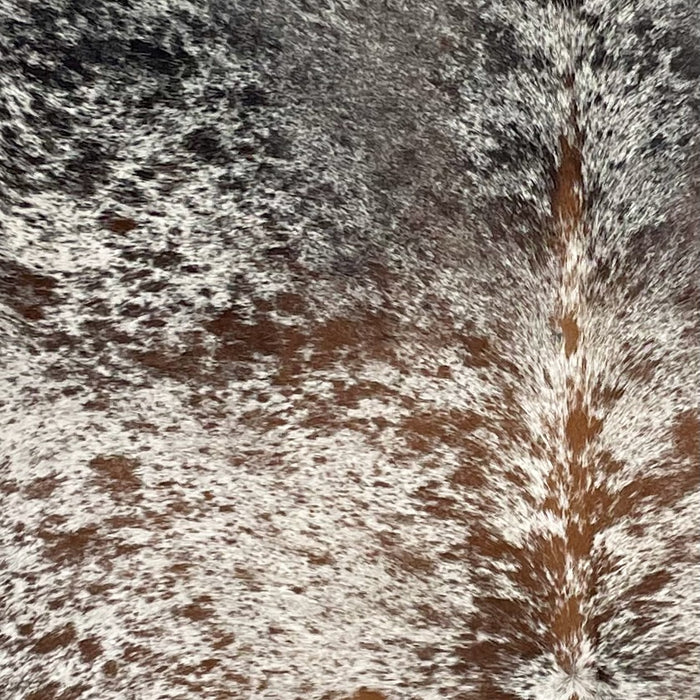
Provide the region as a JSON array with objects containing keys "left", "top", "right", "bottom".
[{"left": 1, "top": 1, "right": 699, "bottom": 699}]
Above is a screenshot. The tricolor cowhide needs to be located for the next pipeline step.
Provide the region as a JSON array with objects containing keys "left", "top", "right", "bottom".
[{"left": 1, "top": 1, "right": 698, "bottom": 698}]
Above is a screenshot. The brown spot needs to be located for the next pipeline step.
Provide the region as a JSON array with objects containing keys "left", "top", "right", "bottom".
[
  {"left": 612, "top": 464, "right": 699, "bottom": 518},
  {"left": 565, "top": 405, "right": 602, "bottom": 455},
  {"left": 104, "top": 216, "right": 138, "bottom": 233},
  {"left": 463, "top": 335, "right": 491, "bottom": 367},
  {"left": 412, "top": 483, "right": 463, "bottom": 522},
  {"left": 450, "top": 453, "right": 488, "bottom": 491},
  {"left": 121, "top": 644, "right": 149, "bottom": 662},
  {"left": 625, "top": 355, "right": 657, "bottom": 382},
  {"left": 313, "top": 312, "right": 394, "bottom": 366},
  {"left": 275, "top": 291, "right": 305, "bottom": 314},
  {"left": 212, "top": 633, "right": 236, "bottom": 650},
  {"left": 208, "top": 308, "right": 308, "bottom": 378},
  {"left": 676, "top": 283, "right": 700, "bottom": 313},
  {"left": 0, "top": 476, "right": 19, "bottom": 496},
  {"left": 33, "top": 624, "right": 76, "bottom": 654},
  {"left": 307, "top": 551, "right": 334, "bottom": 566},
  {"left": 83, "top": 397, "right": 110, "bottom": 411},
  {"left": 26, "top": 683, "right": 61, "bottom": 700},
  {"left": 402, "top": 409, "right": 483, "bottom": 453},
  {"left": 223, "top": 671, "right": 250, "bottom": 686},
  {"left": 673, "top": 410, "right": 699, "bottom": 462},
  {"left": 89, "top": 454, "right": 141, "bottom": 493},
  {"left": 314, "top": 317, "right": 371, "bottom": 356},
  {"left": 392, "top": 548, "right": 435, "bottom": 575},
  {"left": 20, "top": 305, "right": 44, "bottom": 320},
  {"left": 59, "top": 685, "right": 90, "bottom": 700},
  {"left": 103, "top": 659, "right": 118, "bottom": 677},
  {"left": 551, "top": 596, "right": 585, "bottom": 673},
  {"left": 559, "top": 314, "right": 580, "bottom": 358},
  {"left": 628, "top": 569, "right": 672, "bottom": 599},
  {"left": 170, "top": 561, "right": 191, "bottom": 574},
  {"left": 48, "top": 595, "right": 68, "bottom": 611},
  {"left": 590, "top": 378, "right": 625, "bottom": 408},
  {"left": 199, "top": 658, "right": 219, "bottom": 673},
  {"left": 86, "top": 581, "right": 112, "bottom": 596},
  {"left": 349, "top": 690, "right": 386, "bottom": 700},
  {"left": 39, "top": 525, "right": 99, "bottom": 564},
  {"left": 135, "top": 335, "right": 208, "bottom": 380},
  {"left": 551, "top": 133, "right": 583, "bottom": 235},
  {"left": 0, "top": 258, "right": 58, "bottom": 322},
  {"left": 416, "top": 645, "right": 437, "bottom": 661},
  {"left": 105, "top": 515, "right": 141, "bottom": 530},
  {"left": 78, "top": 637, "right": 103, "bottom": 663},
  {"left": 181, "top": 602, "right": 213, "bottom": 621},
  {"left": 24, "top": 475, "right": 61, "bottom": 499}
]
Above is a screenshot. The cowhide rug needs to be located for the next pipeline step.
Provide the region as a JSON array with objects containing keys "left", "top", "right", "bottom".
[{"left": 1, "top": 1, "right": 698, "bottom": 698}]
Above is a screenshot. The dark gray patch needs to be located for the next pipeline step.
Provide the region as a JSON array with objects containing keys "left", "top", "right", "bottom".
[
  {"left": 480, "top": 20, "right": 521, "bottom": 75},
  {"left": 63, "top": 138, "right": 114, "bottom": 196},
  {"left": 670, "top": 38, "right": 700, "bottom": 80},
  {"left": 486, "top": 122, "right": 548, "bottom": 171}
]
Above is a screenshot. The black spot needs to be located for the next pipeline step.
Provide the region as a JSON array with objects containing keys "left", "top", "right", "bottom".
[
  {"left": 217, "top": 173, "right": 247, "bottom": 194},
  {"left": 136, "top": 86, "right": 168, "bottom": 111},
  {"left": 596, "top": 666, "right": 617, "bottom": 687},
  {"left": 241, "top": 85, "right": 268, "bottom": 108},
  {"left": 29, "top": 92, "right": 72, "bottom": 133},
  {"left": 581, "top": 10, "right": 601, "bottom": 30},
  {"left": 183, "top": 127, "right": 227, "bottom": 164},
  {"left": 648, "top": 133, "right": 666, "bottom": 154},
  {"left": 486, "top": 122, "right": 546, "bottom": 172},
  {"left": 591, "top": 36, "right": 607, "bottom": 71},
  {"left": 242, "top": 139, "right": 261, "bottom": 159},
  {"left": 63, "top": 139, "right": 113, "bottom": 196},
  {"left": 127, "top": 38, "right": 192, "bottom": 77},
  {"left": 152, "top": 249, "right": 183, "bottom": 270},
  {"left": 633, "top": 16, "right": 655, "bottom": 37},
  {"left": 111, "top": 180, "right": 148, "bottom": 205},
  {"left": 264, "top": 246, "right": 297, "bottom": 261},
  {"left": 531, "top": 49, "right": 547, "bottom": 73},
  {"left": 536, "top": 0, "right": 583, "bottom": 6},
  {"left": 134, "top": 167, "right": 156, "bottom": 181},
  {"left": 593, "top": 253, "right": 619, "bottom": 284}
]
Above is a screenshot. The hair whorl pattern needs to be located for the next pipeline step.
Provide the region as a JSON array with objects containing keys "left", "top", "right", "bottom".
[{"left": 1, "top": 1, "right": 698, "bottom": 698}]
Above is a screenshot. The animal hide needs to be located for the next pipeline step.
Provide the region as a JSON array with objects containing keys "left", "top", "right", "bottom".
[{"left": 1, "top": 1, "right": 698, "bottom": 698}]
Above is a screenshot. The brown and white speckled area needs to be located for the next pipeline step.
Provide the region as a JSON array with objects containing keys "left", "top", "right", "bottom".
[{"left": 1, "top": 1, "right": 699, "bottom": 698}]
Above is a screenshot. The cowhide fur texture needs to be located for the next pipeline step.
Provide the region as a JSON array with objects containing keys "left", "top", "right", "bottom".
[{"left": 1, "top": 1, "right": 699, "bottom": 698}]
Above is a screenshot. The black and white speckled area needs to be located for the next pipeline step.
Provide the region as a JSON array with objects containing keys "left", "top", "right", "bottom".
[{"left": 1, "top": 1, "right": 698, "bottom": 699}]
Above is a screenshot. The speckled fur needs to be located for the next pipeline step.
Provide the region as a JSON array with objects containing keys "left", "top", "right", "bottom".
[{"left": 1, "top": 1, "right": 698, "bottom": 699}]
